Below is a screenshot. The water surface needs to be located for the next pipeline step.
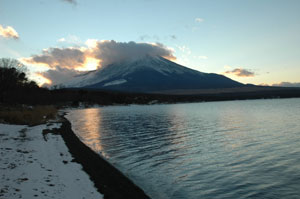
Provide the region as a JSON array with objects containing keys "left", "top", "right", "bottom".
[{"left": 66, "top": 98, "right": 300, "bottom": 199}]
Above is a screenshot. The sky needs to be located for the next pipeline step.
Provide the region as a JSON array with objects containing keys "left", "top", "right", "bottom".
[{"left": 0, "top": 0, "right": 300, "bottom": 86}]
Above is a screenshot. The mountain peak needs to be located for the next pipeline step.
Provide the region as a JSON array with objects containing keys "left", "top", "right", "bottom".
[{"left": 61, "top": 55, "right": 244, "bottom": 92}]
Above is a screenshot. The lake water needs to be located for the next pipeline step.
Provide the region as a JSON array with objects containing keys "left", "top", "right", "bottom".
[{"left": 66, "top": 98, "right": 300, "bottom": 199}]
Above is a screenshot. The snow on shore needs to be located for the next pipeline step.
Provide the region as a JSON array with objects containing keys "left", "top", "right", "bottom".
[{"left": 0, "top": 122, "right": 103, "bottom": 199}]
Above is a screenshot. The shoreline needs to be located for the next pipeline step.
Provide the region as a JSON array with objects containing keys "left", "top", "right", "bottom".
[
  {"left": 0, "top": 122, "right": 103, "bottom": 199},
  {"left": 58, "top": 114, "right": 151, "bottom": 199}
]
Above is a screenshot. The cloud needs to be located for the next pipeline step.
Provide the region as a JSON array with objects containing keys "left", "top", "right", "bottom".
[
  {"left": 92, "top": 40, "right": 176, "bottom": 67},
  {"left": 176, "top": 45, "right": 208, "bottom": 65},
  {"left": 22, "top": 47, "right": 87, "bottom": 69},
  {"left": 37, "top": 66, "right": 83, "bottom": 86},
  {"left": 0, "top": 25, "right": 19, "bottom": 39},
  {"left": 58, "top": 38, "right": 66, "bottom": 42},
  {"left": 61, "top": 0, "right": 77, "bottom": 5},
  {"left": 57, "top": 35, "right": 81, "bottom": 45},
  {"left": 23, "top": 40, "right": 176, "bottom": 85},
  {"left": 139, "top": 34, "right": 177, "bottom": 41},
  {"left": 24, "top": 40, "right": 175, "bottom": 70},
  {"left": 224, "top": 68, "right": 255, "bottom": 77},
  {"left": 177, "top": 45, "right": 192, "bottom": 55},
  {"left": 195, "top": 18, "right": 204, "bottom": 23},
  {"left": 271, "top": 82, "right": 300, "bottom": 87}
]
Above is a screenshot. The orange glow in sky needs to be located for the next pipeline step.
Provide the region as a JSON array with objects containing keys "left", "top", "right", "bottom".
[
  {"left": 76, "top": 57, "right": 99, "bottom": 71},
  {"left": 34, "top": 74, "right": 52, "bottom": 86}
]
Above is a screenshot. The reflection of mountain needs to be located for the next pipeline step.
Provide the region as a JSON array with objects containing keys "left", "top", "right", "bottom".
[{"left": 62, "top": 55, "right": 244, "bottom": 93}]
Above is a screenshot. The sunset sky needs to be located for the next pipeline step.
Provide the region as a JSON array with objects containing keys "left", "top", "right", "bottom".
[{"left": 1, "top": 0, "right": 300, "bottom": 86}]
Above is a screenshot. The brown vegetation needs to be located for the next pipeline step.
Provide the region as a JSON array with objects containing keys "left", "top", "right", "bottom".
[{"left": 0, "top": 105, "right": 57, "bottom": 126}]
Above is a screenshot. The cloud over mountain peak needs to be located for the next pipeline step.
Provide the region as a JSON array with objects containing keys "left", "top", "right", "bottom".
[{"left": 22, "top": 40, "right": 176, "bottom": 86}]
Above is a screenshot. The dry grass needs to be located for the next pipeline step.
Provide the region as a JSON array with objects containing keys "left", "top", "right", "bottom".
[{"left": 0, "top": 105, "right": 58, "bottom": 126}]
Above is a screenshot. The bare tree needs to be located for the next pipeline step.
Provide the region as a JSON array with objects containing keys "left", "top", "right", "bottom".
[
  {"left": 0, "top": 58, "right": 27, "bottom": 72},
  {"left": 0, "top": 58, "right": 38, "bottom": 102}
]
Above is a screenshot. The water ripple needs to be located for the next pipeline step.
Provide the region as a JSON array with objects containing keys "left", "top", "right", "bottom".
[{"left": 66, "top": 98, "right": 300, "bottom": 199}]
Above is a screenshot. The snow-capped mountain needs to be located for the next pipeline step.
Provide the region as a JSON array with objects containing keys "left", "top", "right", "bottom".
[{"left": 62, "top": 55, "right": 244, "bottom": 92}]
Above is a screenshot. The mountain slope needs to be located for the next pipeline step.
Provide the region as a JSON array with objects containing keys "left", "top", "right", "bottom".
[{"left": 63, "top": 56, "right": 244, "bottom": 92}]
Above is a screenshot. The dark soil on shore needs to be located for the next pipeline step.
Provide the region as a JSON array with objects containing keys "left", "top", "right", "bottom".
[{"left": 58, "top": 115, "right": 150, "bottom": 199}]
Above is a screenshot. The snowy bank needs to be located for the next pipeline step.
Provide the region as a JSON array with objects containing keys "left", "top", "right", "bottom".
[
  {"left": 59, "top": 116, "right": 150, "bottom": 199},
  {"left": 0, "top": 122, "right": 103, "bottom": 199}
]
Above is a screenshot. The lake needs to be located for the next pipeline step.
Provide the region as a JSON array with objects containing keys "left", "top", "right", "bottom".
[{"left": 66, "top": 98, "right": 300, "bottom": 199}]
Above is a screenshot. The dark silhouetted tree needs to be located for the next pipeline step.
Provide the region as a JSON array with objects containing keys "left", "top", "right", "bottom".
[{"left": 0, "top": 58, "right": 38, "bottom": 102}]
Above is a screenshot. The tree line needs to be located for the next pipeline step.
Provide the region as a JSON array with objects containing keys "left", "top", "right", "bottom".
[
  {"left": 0, "top": 58, "right": 41, "bottom": 102},
  {"left": 1, "top": 58, "right": 300, "bottom": 106}
]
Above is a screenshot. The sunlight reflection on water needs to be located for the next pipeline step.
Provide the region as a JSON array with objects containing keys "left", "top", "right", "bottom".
[{"left": 66, "top": 98, "right": 300, "bottom": 199}]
